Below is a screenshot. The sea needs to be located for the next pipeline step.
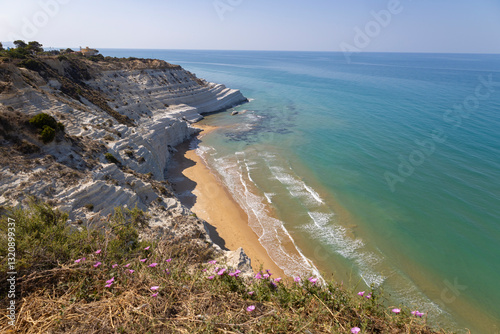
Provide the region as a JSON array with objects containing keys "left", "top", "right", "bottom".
[{"left": 100, "top": 49, "right": 500, "bottom": 333}]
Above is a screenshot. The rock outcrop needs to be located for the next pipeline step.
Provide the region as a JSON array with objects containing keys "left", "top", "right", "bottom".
[{"left": 0, "top": 56, "right": 251, "bottom": 273}]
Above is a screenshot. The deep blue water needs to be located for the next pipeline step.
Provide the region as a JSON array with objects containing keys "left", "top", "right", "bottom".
[{"left": 101, "top": 49, "right": 500, "bottom": 333}]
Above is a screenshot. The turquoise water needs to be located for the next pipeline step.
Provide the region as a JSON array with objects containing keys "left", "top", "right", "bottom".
[{"left": 102, "top": 49, "right": 500, "bottom": 333}]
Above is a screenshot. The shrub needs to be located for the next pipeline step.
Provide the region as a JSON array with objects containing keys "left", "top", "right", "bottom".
[
  {"left": 57, "top": 122, "right": 65, "bottom": 132},
  {"left": 29, "top": 113, "right": 58, "bottom": 129},
  {"left": 18, "top": 59, "right": 43, "bottom": 71},
  {"left": 84, "top": 204, "right": 94, "bottom": 211},
  {"left": 40, "top": 125, "right": 56, "bottom": 143},
  {"left": 105, "top": 153, "right": 119, "bottom": 164}
]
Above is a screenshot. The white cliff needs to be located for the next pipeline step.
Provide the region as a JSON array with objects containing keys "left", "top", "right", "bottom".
[{"left": 0, "top": 56, "right": 251, "bottom": 271}]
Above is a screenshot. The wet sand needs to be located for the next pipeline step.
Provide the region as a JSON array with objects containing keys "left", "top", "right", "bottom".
[{"left": 168, "top": 125, "right": 286, "bottom": 278}]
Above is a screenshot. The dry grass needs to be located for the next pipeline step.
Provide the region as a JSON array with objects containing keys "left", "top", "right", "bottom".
[{"left": 0, "top": 203, "right": 452, "bottom": 334}]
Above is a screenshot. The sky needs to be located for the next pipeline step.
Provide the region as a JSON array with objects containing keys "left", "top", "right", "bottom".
[{"left": 1, "top": 0, "right": 500, "bottom": 53}]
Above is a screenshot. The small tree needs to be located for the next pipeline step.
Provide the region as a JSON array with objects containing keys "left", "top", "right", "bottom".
[
  {"left": 27, "top": 41, "right": 43, "bottom": 54},
  {"left": 0, "top": 42, "right": 4, "bottom": 51},
  {"left": 14, "top": 40, "right": 27, "bottom": 49}
]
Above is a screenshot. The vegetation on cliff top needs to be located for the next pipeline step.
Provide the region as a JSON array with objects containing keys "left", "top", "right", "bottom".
[{"left": 0, "top": 201, "right": 451, "bottom": 333}]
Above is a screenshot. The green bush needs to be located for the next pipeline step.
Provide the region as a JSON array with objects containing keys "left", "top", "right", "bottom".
[
  {"left": 105, "top": 153, "right": 119, "bottom": 164},
  {"left": 18, "top": 59, "right": 43, "bottom": 71},
  {"left": 40, "top": 125, "right": 56, "bottom": 143},
  {"left": 29, "top": 113, "right": 58, "bottom": 129}
]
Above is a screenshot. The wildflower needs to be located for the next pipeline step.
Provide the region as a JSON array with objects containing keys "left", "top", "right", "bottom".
[
  {"left": 149, "top": 263, "right": 158, "bottom": 268},
  {"left": 93, "top": 261, "right": 102, "bottom": 268},
  {"left": 106, "top": 277, "right": 115, "bottom": 284},
  {"left": 274, "top": 277, "right": 282, "bottom": 283},
  {"left": 351, "top": 327, "right": 361, "bottom": 334},
  {"left": 255, "top": 273, "right": 262, "bottom": 279},
  {"left": 165, "top": 269, "right": 170, "bottom": 275},
  {"left": 81, "top": 257, "right": 86, "bottom": 261},
  {"left": 140, "top": 258, "right": 147, "bottom": 262},
  {"left": 229, "top": 271, "right": 237, "bottom": 277},
  {"left": 124, "top": 263, "right": 131, "bottom": 268},
  {"left": 248, "top": 291, "right": 254, "bottom": 295},
  {"left": 263, "top": 273, "right": 269, "bottom": 279},
  {"left": 417, "top": 312, "right": 424, "bottom": 318},
  {"left": 151, "top": 292, "right": 158, "bottom": 297},
  {"left": 208, "top": 260, "right": 217, "bottom": 265},
  {"left": 411, "top": 311, "right": 418, "bottom": 316},
  {"left": 144, "top": 246, "right": 150, "bottom": 250},
  {"left": 112, "top": 264, "right": 118, "bottom": 268},
  {"left": 105, "top": 283, "right": 113, "bottom": 288},
  {"left": 150, "top": 286, "right": 159, "bottom": 291},
  {"left": 308, "top": 277, "right": 318, "bottom": 284},
  {"left": 392, "top": 308, "right": 401, "bottom": 314},
  {"left": 128, "top": 269, "right": 135, "bottom": 274},
  {"left": 208, "top": 275, "right": 215, "bottom": 280},
  {"left": 246, "top": 305, "right": 255, "bottom": 312},
  {"left": 74, "top": 258, "right": 82, "bottom": 263},
  {"left": 357, "top": 291, "right": 365, "bottom": 297},
  {"left": 166, "top": 258, "right": 172, "bottom": 262},
  {"left": 294, "top": 276, "right": 301, "bottom": 283},
  {"left": 202, "top": 268, "right": 207, "bottom": 272},
  {"left": 217, "top": 268, "right": 226, "bottom": 276},
  {"left": 95, "top": 249, "right": 101, "bottom": 254},
  {"left": 365, "top": 294, "right": 371, "bottom": 299}
]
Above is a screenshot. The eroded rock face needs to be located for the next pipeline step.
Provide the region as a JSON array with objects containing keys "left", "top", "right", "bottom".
[
  {"left": 223, "top": 247, "right": 253, "bottom": 277},
  {"left": 0, "top": 57, "right": 250, "bottom": 265}
]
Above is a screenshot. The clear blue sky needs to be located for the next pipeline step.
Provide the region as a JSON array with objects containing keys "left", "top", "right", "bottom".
[{"left": 1, "top": 0, "right": 499, "bottom": 53}]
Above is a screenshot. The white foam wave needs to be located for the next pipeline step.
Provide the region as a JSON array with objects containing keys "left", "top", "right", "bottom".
[
  {"left": 305, "top": 211, "right": 386, "bottom": 287},
  {"left": 269, "top": 166, "right": 323, "bottom": 206},
  {"left": 264, "top": 192, "right": 275, "bottom": 204},
  {"left": 210, "top": 151, "right": 322, "bottom": 278}
]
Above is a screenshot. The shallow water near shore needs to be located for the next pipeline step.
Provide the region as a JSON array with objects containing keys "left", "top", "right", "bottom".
[{"left": 102, "top": 49, "right": 500, "bottom": 333}]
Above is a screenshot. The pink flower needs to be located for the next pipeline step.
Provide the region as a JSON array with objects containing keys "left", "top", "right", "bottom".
[
  {"left": 417, "top": 312, "right": 424, "bottom": 318},
  {"left": 95, "top": 249, "right": 101, "bottom": 254},
  {"left": 165, "top": 269, "right": 170, "bottom": 275},
  {"left": 255, "top": 273, "right": 262, "bottom": 279},
  {"left": 112, "top": 264, "right": 118, "bottom": 268},
  {"left": 166, "top": 258, "right": 172, "bottom": 263},
  {"left": 144, "top": 246, "right": 150, "bottom": 250},
  {"left": 411, "top": 311, "right": 418, "bottom": 316},
  {"left": 217, "top": 268, "right": 226, "bottom": 276},
  {"left": 93, "top": 261, "right": 102, "bottom": 268},
  {"left": 294, "top": 276, "right": 301, "bottom": 283},
  {"left": 208, "top": 260, "right": 217, "bottom": 265},
  {"left": 124, "top": 263, "right": 131, "bottom": 268},
  {"left": 74, "top": 258, "right": 82, "bottom": 263},
  {"left": 274, "top": 277, "right": 282, "bottom": 283},
  {"left": 263, "top": 273, "right": 270, "bottom": 279},
  {"left": 105, "top": 283, "right": 113, "bottom": 288},
  {"left": 202, "top": 268, "right": 207, "bottom": 272},
  {"left": 140, "top": 258, "right": 147, "bottom": 262},
  {"left": 246, "top": 305, "right": 255, "bottom": 312},
  {"left": 149, "top": 263, "right": 158, "bottom": 268},
  {"left": 106, "top": 277, "right": 115, "bottom": 284},
  {"left": 208, "top": 275, "right": 215, "bottom": 280},
  {"left": 358, "top": 291, "right": 365, "bottom": 297},
  {"left": 128, "top": 269, "right": 135, "bottom": 274},
  {"left": 351, "top": 327, "right": 361, "bottom": 334},
  {"left": 308, "top": 277, "right": 318, "bottom": 284},
  {"left": 81, "top": 257, "right": 86, "bottom": 261},
  {"left": 150, "top": 286, "right": 159, "bottom": 291},
  {"left": 365, "top": 294, "right": 371, "bottom": 299},
  {"left": 392, "top": 308, "right": 401, "bottom": 314},
  {"left": 151, "top": 292, "right": 158, "bottom": 297},
  {"left": 248, "top": 291, "right": 254, "bottom": 295}
]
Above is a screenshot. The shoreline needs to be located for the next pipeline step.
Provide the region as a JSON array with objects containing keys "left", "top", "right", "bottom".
[{"left": 168, "top": 124, "right": 286, "bottom": 279}]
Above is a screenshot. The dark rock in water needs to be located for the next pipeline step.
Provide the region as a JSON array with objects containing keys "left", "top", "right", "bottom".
[{"left": 231, "top": 110, "right": 239, "bottom": 116}]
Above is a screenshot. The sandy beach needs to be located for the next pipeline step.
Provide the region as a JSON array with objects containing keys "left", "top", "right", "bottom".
[{"left": 169, "top": 125, "right": 286, "bottom": 279}]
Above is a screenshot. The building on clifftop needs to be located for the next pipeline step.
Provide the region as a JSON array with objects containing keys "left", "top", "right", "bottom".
[{"left": 80, "top": 46, "right": 99, "bottom": 57}]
